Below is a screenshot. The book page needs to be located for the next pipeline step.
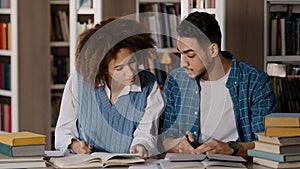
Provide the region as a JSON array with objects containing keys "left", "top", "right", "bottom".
[
  {"left": 160, "top": 160, "right": 204, "bottom": 169},
  {"left": 91, "top": 152, "right": 142, "bottom": 162},
  {"left": 49, "top": 154, "right": 102, "bottom": 167},
  {"left": 206, "top": 154, "right": 246, "bottom": 162},
  {"left": 202, "top": 159, "right": 246, "bottom": 168},
  {"left": 166, "top": 153, "right": 206, "bottom": 161}
]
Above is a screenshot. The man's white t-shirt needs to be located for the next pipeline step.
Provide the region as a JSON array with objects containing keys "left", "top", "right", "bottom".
[{"left": 199, "top": 69, "right": 239, "bottom": 143}]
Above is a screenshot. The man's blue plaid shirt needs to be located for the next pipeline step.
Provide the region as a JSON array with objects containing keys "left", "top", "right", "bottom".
[{"left": 160, "top": 51, "right": 277, "bottom": 144}]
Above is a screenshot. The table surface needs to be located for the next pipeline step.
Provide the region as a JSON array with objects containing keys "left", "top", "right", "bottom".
[{"left": 45, "top": 158, "right": 274, "bottom": 169}]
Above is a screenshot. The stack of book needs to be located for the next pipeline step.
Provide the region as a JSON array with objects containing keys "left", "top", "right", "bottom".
[
  {"left": 0, "top": 131, "right": 46, "bottom": 168},
  {"left": 248, "top": 113, "right": 300, "bottom": 168}
]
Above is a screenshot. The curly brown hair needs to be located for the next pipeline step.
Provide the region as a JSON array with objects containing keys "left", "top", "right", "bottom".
[{"left": 75, "top": 17, "right": 155, "bottom": 89}]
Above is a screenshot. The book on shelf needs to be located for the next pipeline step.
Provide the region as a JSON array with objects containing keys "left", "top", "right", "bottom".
[
  {"left": 0, "top": 142, "right": 44, "bottom": 157},
  {"left": 0, "top": 131, "right": 46, "bottom": 146},
  {"left": 254, "top": 141, "right": 300, "bottom": 154},
  {"left": 48, "top": 152, "right": 145, "bottom": 168},
  {"left": 161, "top": 153, "right": 246, "bottom": 169},
  {"left": 265, "top": 126, "right": 300, "bottom": 137},
  {"left": 0, "top": 153, "right": 45, "bottom": 168},
  {"left": 256, "top": 132, "right": 300, "bottom": 145},
  {"left": 0, "top": 103, "right": 11, "bottom": 132},
  {"left": 253, "top": 157, "right": 300, "bottom": 169},
  {"left": 6, "top": 22, "right": 11, "bottom": 50},
  {"left": 264, "top": 113, "right": 300, "bottom": 127},
  {"left": 0, "top": 22, "right": 7, "bottom": 50},
  {"left": 248, "top": 149, "right": 300, "bottom": 163}
]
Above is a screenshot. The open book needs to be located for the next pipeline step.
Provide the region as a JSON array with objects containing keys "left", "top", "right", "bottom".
[
  {"left": 161, "top": 153, "right": 246, "bottom": 169},
  {"left": 48, "top": 152, "right": 145, "bottom": 168}
]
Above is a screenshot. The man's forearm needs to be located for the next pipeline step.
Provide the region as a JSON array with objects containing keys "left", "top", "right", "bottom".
[{"left": 237, "top": 141, "right": 255, "bottom": 157}]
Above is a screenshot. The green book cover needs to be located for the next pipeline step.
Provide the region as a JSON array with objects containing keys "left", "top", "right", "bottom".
[
  {"left": 0, "top": 142, "right": 13, "bottom": 156},
  {"left": 0, "top": 142, "right": 44, "bottom": 157}
]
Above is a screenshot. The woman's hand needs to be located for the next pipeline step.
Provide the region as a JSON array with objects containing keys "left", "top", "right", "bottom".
[
  {"left": 69, "top": 139, "right": 92, "bottom": 154},
  {"left": 130, "top": 144, "right": 148, "bottom": 159}
]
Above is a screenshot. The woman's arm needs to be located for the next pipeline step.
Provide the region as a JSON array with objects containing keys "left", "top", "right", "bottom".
[{"left": 55, "top": 72, "right": 80, "bottom": 151}]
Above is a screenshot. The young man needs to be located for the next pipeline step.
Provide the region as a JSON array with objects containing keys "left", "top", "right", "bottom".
[{"left": 160, "top": 12, "right": 277, "bottom": 157}]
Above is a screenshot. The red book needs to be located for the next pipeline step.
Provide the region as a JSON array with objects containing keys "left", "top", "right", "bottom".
[
  {"left": 7, "top": 105, "right": 11, "bottom": 132},
  {"left": 0, "top": 63, "right": 3, "bottom": 89}
]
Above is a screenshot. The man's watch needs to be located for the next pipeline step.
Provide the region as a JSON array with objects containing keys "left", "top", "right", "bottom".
[{"left": 228, "top": 141, "right": 239, "bottom": 156}]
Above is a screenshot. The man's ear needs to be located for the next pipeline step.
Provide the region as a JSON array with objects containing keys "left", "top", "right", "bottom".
[{"left": 209, "top": 43, "right": 219, "bottom": 58}]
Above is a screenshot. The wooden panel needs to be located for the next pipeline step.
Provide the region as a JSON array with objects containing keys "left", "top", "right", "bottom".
[
  {"left": 225, "top": 0, "right": 264, "bottom": 70},
  {"left": 18, "top": 0, "right": 51, "bottom": 149},
  {"left": 103, "top": 0, "right": 136, "bottom": 19}
]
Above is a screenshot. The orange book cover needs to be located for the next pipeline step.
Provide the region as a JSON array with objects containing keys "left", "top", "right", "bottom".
[
  {"left": 7, "top": 22, "right": 11, "bottom": 50},
  {"left": 0, "top": 23, "right": 7, "bottom": 50}
]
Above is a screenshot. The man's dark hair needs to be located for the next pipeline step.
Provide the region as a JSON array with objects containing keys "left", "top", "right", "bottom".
[{"left": 177, "top": 12, "right": 222, "bottom": 49}]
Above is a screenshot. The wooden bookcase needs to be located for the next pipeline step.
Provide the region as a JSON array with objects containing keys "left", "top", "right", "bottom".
[{"left": 0, "top": 0, "right": 51, "bottom": 148}]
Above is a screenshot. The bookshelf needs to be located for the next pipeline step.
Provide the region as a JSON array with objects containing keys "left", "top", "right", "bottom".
[
  {"left": 0, "top": 0, "right": 51, "bottom": 148},
  {"left": 136, "top": 0, "right": 181, "bottom": 87},
  {"left": 0, "top": 0, "right": 15, "bottom": 133},
  {"left": 49, "top": 0, "right": 70, "bottom": 149},
  {"left": 264, "top": 0, "right": 300, "bottom": 70},
  {"left": 264, "top": 0, "right": 300, "bottom": 112}
]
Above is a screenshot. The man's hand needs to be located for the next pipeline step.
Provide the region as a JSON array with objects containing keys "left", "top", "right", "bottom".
[
  {"left": 195, "top": 138, "right": 233, "bottom": 155},
  {"left": 130, "top": 144, "right": 148, "bottom": 159},
  {"left": 163, "top": 133, "right": 197, "bottom": 154},
  {"left": 195, "top": 138, "right": 254, "bottom": 157},
  {"left": 69, "top": 139, "right": 92, "bottom": 154}
]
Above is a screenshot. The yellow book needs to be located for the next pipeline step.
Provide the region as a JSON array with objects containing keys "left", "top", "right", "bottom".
[
  {"left": 0, "top": 131, "right": 46, "bottom": 146},
  {"left": 265, "top": 127, "right": 300, "bottom": 137},
  {"left": 264, "top": 113, "right": 300, "bottom": 127}
]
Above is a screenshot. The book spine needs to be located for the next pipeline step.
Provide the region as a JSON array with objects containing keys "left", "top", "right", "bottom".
[
  {"left": 248, "top": 149, "right": 284, "bottom": 162},
  {"left": 0, "top": 142, "right": 12, "bottom": 157}
]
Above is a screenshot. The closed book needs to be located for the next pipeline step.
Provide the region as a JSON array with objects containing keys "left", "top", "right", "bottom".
[
  {"left": 0, "top": 142, "right": 44, "bottom": 157},
  {"left": 0, "top": 131, "right": 46, "bottom": 146},
  {"left": 253, "top": 157, "right": 300, "bottom": 169},
  {"left": 254, "top": 141, "right": 300, "bottom": 154},
  {"left": 248, "top": 149, "right": 300, "bottom": 162},
  {"left": 264, "top": 113, "right": 300, "bottom": 127},
  {"left": 265, "top": 127, "right": 300, "bottom": 137},
  {"left": 0, "top": 153, "right": 45, "bottom": 168},
  {"left": 256, "top": 132, "right": 300, "bottom": 145}
]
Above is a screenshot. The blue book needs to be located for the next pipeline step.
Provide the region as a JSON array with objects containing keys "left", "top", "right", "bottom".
[{"left": 248, "top": 149, "right": 300, "bottom": 162}]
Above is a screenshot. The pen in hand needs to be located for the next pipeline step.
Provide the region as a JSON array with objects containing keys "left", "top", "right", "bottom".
[
  {"left": 80, "top": 127, "right": 93, "bottom": 151},
  {"left": 185, "top": 133, "right": 198, "bottom": 149}
]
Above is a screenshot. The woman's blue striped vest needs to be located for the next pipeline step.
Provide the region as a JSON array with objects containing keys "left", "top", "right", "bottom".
[{"left": 77, "top": 70, "right": 155, "bottom": 153}]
